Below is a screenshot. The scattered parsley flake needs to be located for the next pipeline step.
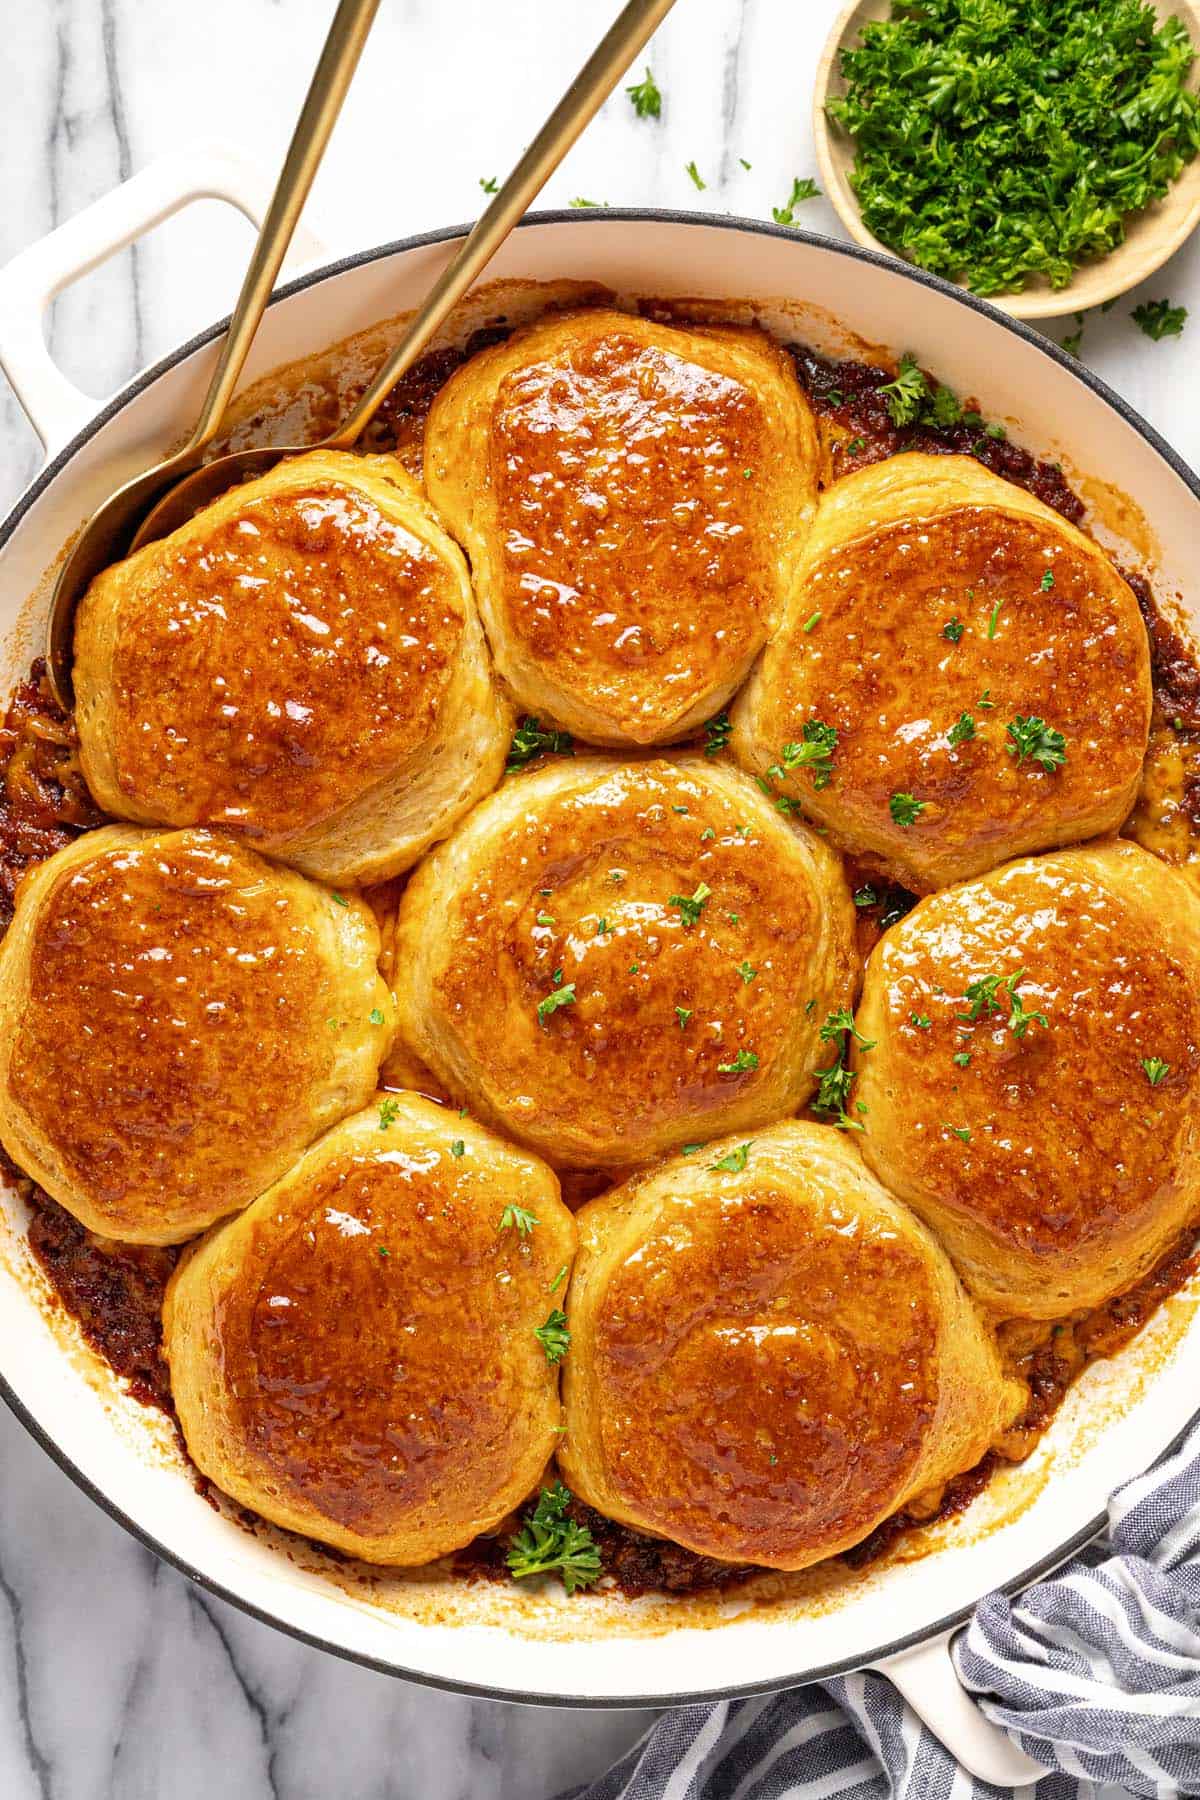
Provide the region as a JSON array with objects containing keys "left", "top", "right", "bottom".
[
  {"left": 569, "top": 197, "right": 602, "bottom": 209},
  {"left": 768, "top": 720, "right": 839, "bottom": 791},
  {"left": 534, "top": 1309, "right": 571, "bottom": 1363},
  {"left": 626, "top": 66, "right": 661, "bottom": 118},
  {"left": 987, "top": 598, "right": 1004, "bottom": 639},
  {"left": 1041, "top": 568, "right": 1055, "bottom": 591},
  {"left": 879, "top": 352, "right": 928, "bottom": 425},
  {"left": 820, "top": 1007, "right": 876, "bottom": 1052},
  {"left": 717, "top": 1048, "right": 759, "bottom": 1074},
  {"left": 675, "top": 1006, "right": 693, "bottom": 1029},
  {"left": 911, "top": 1013, "right": 931, "bottom": 1029},
  {"left": 948, "top": 711, "right": 976, "bottom": 747},
  {"left": 946, "top": 1124, "right": 972, "bottom": 1143},
  {"left": 378, "top": 1097, "right": 400, "bottom": 1131},
  {"left": 685, "top": 160, "right": 706, "bottom": 190},
  {"left": 1132, "top": 299, "right": 1187, "bottom": 341},
  {"left": 1007, "top": 715, "right": 1067, "bottom": 771},
  {"left": 507, "top": 716, "right": 574, "bottom": 773},
  {"left": 953, "top": 1050, "right": 972, "bottom": 1067},
  {"left": 942, "top": 617, "right": 965, "bottom": 643},
  {"left": 331, "top": 892, "right": 350, "bottom": 907},
  {"left": 499, "top": 1204, "right": 538, "bottom": 1236},
  {"left": 889, "top": 792, "right": 926, "bottom": 827},
  {"left": 854, "top": 884, "right": 879, "bottom": 908},
  {"left": 736, "top": 960, "right": 758, "bottom": 984},
  {"left": 1141, "top": 1056, "right": 1170, "bottom": 1086},
  {"left": 479, "top": 176, "right": 498, "bottom": 194},
  {"left": 846, "top": 435, "right": 866, "bottom": 454},
  {"left": 772, "top": 175, "right": 821, "bottom": 224},
  {"left": 670, "top": 882, "right": 712, "bottom": 928},
  {"left": 536, "top": 912, "right": 555, "bottom": 927},
  {"left": 549, "top": 1265, "right": 568, "bottom": 1294},
  {"left": 537, "top": 983, "right": 577, "bottom": 1025},
  {"left": 507, "top": 1484, "right": 601, "bottom": 1593},
  {"left": 369, "top": 1007, "right": 385, "bottom": 1025},
  {"left": 802, "top": 609, "right": 822, "bottom": 633},
  {"left": 704, "top": 712, "right": 732, "bottom": 758},
  {"left": 709, "top": 1141, "right": 752, "bottom": 1173}
]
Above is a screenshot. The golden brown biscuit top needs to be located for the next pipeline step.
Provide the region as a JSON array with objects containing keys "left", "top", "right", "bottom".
[
  {"left": 489, "top": 328, "right": 785, "bottom": 728},
  {"left": 586, "top": 1175, "right": 939, "bottom": 1559},
  {"left": 436, "top": 762, "right": 832, "bottom": 1156},
  {"left": 212, "top": 1138, "right": 564, "bottom": 1533},
  {"left": 8, "top": 833, "right": 348, "bottom": 1218},
  {"left": 107, "top": 480, "right": 462, "bottom": 838},
  {"left": 857, "top": 855, "right": 1200, "bottom": 1259},
  {"left": 765, "top": 507, "right": 1149, "bottom": 880}
]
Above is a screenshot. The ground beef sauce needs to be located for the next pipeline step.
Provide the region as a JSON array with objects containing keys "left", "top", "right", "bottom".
[{"left": 3, "top": 329, "right": 1199, "bottom": 1598}]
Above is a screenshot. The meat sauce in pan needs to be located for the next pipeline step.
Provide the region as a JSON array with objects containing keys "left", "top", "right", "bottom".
[{"left": 4, "top": 329, "right": 1199, "bottom": 1599}]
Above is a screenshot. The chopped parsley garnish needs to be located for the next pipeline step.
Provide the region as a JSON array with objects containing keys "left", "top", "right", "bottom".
[
  {"left": 536, "top": 912, "right": 555, "bottom": 927},
  {"left": 736, "top": 960, "right": 758, "bottom": 983},
  {"left": 948, "top": 711, "right": 976, "bottom": 748},
  {"left": 854, "top": 884, "right": 879, "bottom": 907},
  {"left": 953, "top": 1050, "right": 972, "bottom": 1067},
  {"left": 911, "top": 1013, "right": 931, "bottom": 1029},
  {"left": 802, "top": 609, "right": 822, "bottom": 633},
  {"left": 534, "top": 1309, "right": 570, "bottom": 1363},
  {"left": 685, "top": 160, "right": 706, "bottom": 190},
  {"left": 1141, "top": 1056, "right": 1170, "bottom": 1086},
  {"left": 889, "top": 792, "right": 926, "bottom": 827},
  {"left": 846, "top": 436, "right": 865, "bottom": 454},
  {"left": 549, "top": 1265, "right": 568, "bottom": 1294},
  {"left": 827, "top": 2, "right": 1200, "bottom": 297},
  {"left": 977, "top": 688, "right": 996, "bottom": 710},
  {"left": 378, "top": 1097, "right": 399, "bottom": 1131},
  {"left": 704, "top": 711, "right": 732, "bottom": 758},
  {"left": 1007, "top": 715, "right": 1067, "bottom": 771},
  {"left": 717, "top": 1048, "right": 759, "bottom": 1074},
  {"left": 709, "top": 1141, "right": 752, "bottom": 1173},
  {"left": 506, "top": 1484, "right": 601, "bottom": 1594},
  {"left": 670, "top": 882, "right": 712, "bottom": 928},
  {"left": 450, "top": 1139, "right": 465, "bottom": 1157},
  {"left": 499, "top": 1204, "right": 538, "bottom": 1236},
  {"left": 959, "top": 968, "right": 1048, "bottom": 1038},
  {"left": 537, "top": 983, "right": 577, "bottom": 1025},
  {"left": 569, "top": 197, "right": 602, "bottom": 208},
  {"left": 1132, "top": 299, "right": 1188, "bottom": 341},
  {"left": 1041, "top": 568, "right": 1055, "bottom": 591},
  {"left": 377, "top": 1245, "right": 389, "bottom": 1259},
  {"left": 942, "top": 617, "right": 965, "bottom": 643},
  {"left": 369, "top": 1007, "right": 385, "bottom": 1025},
  {"left": 506, "top": 716, "right": 574, "bottom": 773},
  {"left": 819, "top": 1007, "right": 876, "bottom": 1052},
  {"left": 946, "top": 1124, "right": 972, "bottom": 1144},
  {"left": 675, "top": 1006, "right": 693, "bottom": 1029},
  {"left": 331, "top": 892, "right": 350, "bottom": 907},
  {"left": 878, "top": 352, "right": 928, "bottom": 426},
  {"left": 626, "top": 66, "right": 661, "bottom": 118},
  {"left": 772, "top": 175, "right": 821, "bottom": 224},
  {"left": 596, "top": 918, "right": 610, "bottom": 935},
  {"left": 768, "top": 720, "right": 839, "bottom": 791},
  {"left": 987, "top": 598, "right": 1004, "bottom": 639},
  {"left": 700, "top": 827, "right": 715, "bottom": 842},
  {"left": 479, "top": 176, "right": 499, "bottom": 194},
  {"left": 813, "top": 1059, "right": 856, "bottom": 1115}
]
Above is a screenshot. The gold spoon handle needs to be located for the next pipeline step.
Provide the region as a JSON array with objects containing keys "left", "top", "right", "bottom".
[
  {"left": 183, "top": 0, "right": 381, "bottom": 457},
  {"left": 328, "top": 0, "right": 678, "bottom": 448}
]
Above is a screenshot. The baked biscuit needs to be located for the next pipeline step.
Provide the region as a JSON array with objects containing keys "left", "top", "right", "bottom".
[
  {"left": 558, "top": 1121, "right": 1023, "bottom": 1568},
  {"left": 164, "top": 1092, "right": 575, "bottom": 1563},
  {"left": 731, "top": 453, "right": 1152, "bottom": 891},
  {"left": 424, "top": 308, "right": 819, "bottom": 746},
  {"left": 854, "top": 839, "right": 1200, "bottom": 1317},
  {"left": 390, "top": 755, "right": 857, "bottom": 1168},
  {"left": 74, "top": 450, "right": 511, "bottom": 885},
  {"left": 0, "top": 826, "right": 391, "bottom": 1243}
]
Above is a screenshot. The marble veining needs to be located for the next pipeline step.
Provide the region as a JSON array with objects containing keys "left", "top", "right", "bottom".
[{"left": 1, "top": 0, "right": 1199, "bottom": 1793}]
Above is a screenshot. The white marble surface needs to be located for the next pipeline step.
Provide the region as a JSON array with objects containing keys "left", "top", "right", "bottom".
[{"left": 1, "top": 1, "right": 1199, "bottom": 1794}]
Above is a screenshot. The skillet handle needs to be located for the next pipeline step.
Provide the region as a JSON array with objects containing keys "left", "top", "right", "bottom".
[
  {"left": 870, "top": 1629, "right": 1047, "bottom": 1787},
  {"left": 0, "top": 140, "right": 329, "bottom": 457}
]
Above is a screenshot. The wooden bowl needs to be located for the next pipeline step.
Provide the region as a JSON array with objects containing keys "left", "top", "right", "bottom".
[{"left": 813, "top": 0, "right": 1200, "bottom": 321}]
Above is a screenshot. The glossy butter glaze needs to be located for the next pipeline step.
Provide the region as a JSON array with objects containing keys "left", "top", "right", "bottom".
[
  {"left": 165, "top": 1093, "right": 575, "bottom": 1562},
  {"left": 391, "top": 756, "right": 857, "bottom": 1168},
  {"left": 0, "top": 826, "right": 390, "bottom": 1242},
  {"left": 559, "top": 1123, "right": 1022, "bottom": 1567},
  {"left": 855, "top": 839, "right": 1200, "bottom": 1317},
  {"left": 425, "top": 309, "right": 819, "bottom": 744}
]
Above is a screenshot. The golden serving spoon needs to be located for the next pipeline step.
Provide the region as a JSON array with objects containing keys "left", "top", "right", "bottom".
[{"left": 46, "top": 0, "right": 678, "bottom": 709}]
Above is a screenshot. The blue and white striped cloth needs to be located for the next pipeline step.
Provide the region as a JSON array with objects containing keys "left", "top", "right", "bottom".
[{"left": 562, "top": 1421, "right": 1200, "bottom": 1799}]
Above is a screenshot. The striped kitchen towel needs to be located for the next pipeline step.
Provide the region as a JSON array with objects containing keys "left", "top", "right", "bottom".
[{"left": 560, "top": 1419, "right": 1200, "bottom": 1799}]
